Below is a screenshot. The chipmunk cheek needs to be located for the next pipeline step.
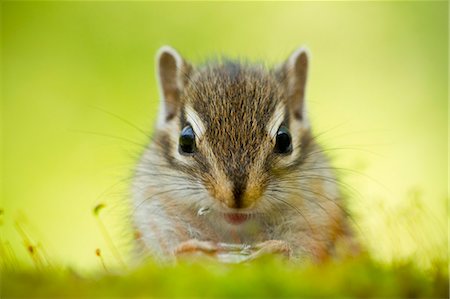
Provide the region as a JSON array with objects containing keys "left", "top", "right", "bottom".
[
  {"left": 202, "top": 173, "right": 234, "bottom": 208},
  {"left": 208, "top": 182, "right": 235, "bottom": 208},
  {"left": 242, "top": 186, "right": 264, "bottom": 208}
]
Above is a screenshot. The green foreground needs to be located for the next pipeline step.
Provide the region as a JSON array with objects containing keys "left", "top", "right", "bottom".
[{"left": 3, "top": 255, "right": 448, "bottom": 298}]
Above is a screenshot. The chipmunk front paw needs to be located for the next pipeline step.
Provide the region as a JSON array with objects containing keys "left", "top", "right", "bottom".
[
  {"left": 174, "top": 239, "right": 219, "bottom": 260},
  {"left": 249, "top": 240, "right": 292, "bottom": 260}
]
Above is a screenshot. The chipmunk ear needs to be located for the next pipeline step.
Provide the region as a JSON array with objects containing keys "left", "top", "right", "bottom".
[
  {"left": 156, "top": 46, "right": 191, "bottom": 125},
  {"left": 282, "top": 47, "right": 309, "bottom": 122}
]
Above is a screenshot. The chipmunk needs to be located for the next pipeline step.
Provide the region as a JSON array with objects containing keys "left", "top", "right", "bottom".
[{"left": 131, "top": 46, "right": 357, "bottom": 263}]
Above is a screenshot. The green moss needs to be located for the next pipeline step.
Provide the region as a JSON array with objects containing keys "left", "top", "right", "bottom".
[{"left": 3, "top": 255, "right": 448, "bottom": 298}]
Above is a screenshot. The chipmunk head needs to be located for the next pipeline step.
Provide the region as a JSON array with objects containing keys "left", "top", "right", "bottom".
[{"left": 152, "top": 46, "right": 312, "bottom": 212}]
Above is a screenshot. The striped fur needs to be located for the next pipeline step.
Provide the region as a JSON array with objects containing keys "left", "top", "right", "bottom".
[{"left": 132, "top": 47, "right": 357, "bottom": 263}]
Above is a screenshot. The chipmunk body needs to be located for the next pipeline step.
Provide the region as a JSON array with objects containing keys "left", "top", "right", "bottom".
[{"left": 132, "top": 46, "right": 356, "bottom": 263}]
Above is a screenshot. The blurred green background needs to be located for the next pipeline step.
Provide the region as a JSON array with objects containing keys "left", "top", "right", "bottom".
[{"left": 1, "top": 2, "right": 447, "bottom": 272}]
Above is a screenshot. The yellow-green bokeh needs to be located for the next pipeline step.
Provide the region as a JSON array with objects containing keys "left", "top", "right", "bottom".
[{"left": 1, "top": 2, "right": 447, "bottom": 271}]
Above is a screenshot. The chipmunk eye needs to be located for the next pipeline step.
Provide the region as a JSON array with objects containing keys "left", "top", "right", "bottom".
[
  {"left": 274, "top": 126, "right": 292, "bottom": 154},
  {"left": 179, "top": 125, "right": 196, "bottom": 154}
]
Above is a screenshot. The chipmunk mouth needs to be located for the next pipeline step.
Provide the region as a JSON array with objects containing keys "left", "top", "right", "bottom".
[{"left": 223, "top": 213, "right": 249, "bottom": 225}]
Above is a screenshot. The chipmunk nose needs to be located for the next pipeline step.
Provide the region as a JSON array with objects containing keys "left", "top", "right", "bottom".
[
  {"left": 208, "top": 166, "right": 265, "bottom": 209},
  {"left": 211, "top": 179, "right": 263, "bottom": 210},
  {"left": 232, "top": 180, "right": 246, "bottom": 209},
  {"left": 231, "top": 178, "right": 264, "bottom": 209}
]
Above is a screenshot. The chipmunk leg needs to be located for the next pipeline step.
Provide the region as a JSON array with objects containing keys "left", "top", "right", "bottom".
[{"left": 249, "top": 240, "right": 292, "bottom": 260}]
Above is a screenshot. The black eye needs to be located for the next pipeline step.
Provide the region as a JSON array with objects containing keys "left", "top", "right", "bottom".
[
  {"left": 274, "top": 126, "right": 292, "bottom": 154},
  {"left": 179, "top": 125, "right": 196, "bottom": 154}
]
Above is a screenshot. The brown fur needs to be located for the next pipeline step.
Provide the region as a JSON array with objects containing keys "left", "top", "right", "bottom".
[{"left": 131, "top": 46, "right": 358, "bottom": 263}]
